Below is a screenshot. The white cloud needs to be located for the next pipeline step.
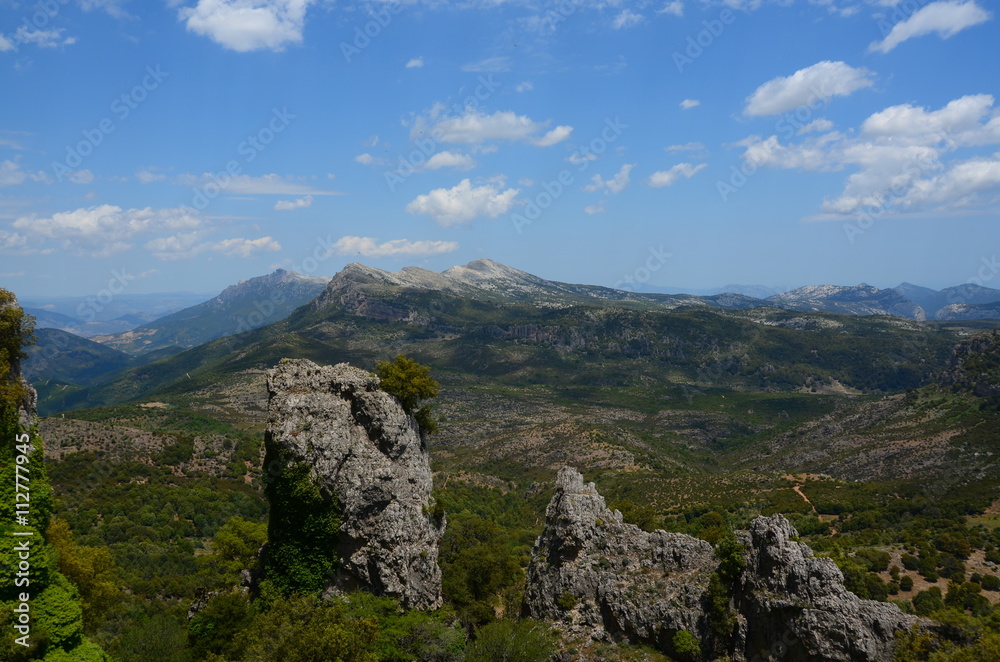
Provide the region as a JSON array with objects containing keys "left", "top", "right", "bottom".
[
  {"left": 406, "top": 56, "right": 424, "bottom": 68},
  {"left": 406, "top": 179, "right": 520, "bottom": 226},
  {"left": 533, "top": 125, "right": 573, "bottom": 147},
  {"left": 870, "top": 0, "right": 991, "bottom": 53},
  {"left": 355, "top": 153, "right": 389, "bottom": 166},
  {"left": 68, "top": 169, "right": 95, "bottom": 185},
  {"left": 567, "top": 152, "right": 599, "bottom": 165},
  {"left": 659, "top": 1, "right": 684, "bottom": 16},
  {"left": 648, "top": 162, "right": 708, "bottom": 188},
  {"left": 176, "top": 172, "right": 336, "bottom": 195},
  {"left": 178, "top": 0, "right": 315, "bottom": 53},
  {"left": 425, "top": 151, "right": 476, "bottom": 170},
  {"left": 612, "top": 9, "right": 644, "bottom": 28},
  {"left": 0, "top": 232, "right": 28, "bottom": 253},
  {"left": 146, "top": 233, "right": 281, "bottom": 260},
  {"left": 797, "top": 118, "right": 835, "bottom": 135},
  {"left": 585, "top": 163, "right": 635, "bottom": 194},
  {"left": 12, "top": 205, "right": 201, "bottom": 257},
  {"left": 460, "top": 56, "right": 510, "bottom": 73},
  {"left": 420, "top": 109, "right": 573, "bottom": 147},
  {"left": 516, "top": 82, "right": 534, "bottom": 93},
  {"left": 136, "top": 168, "right": 168, "bottom": 183},
  {"left": 0, "top": 159, "right": 51, "bottom": 186},
  {"left": 583, "top": 203, "right": 606, "bottom": 214},
  {"left": 80, "top": 0, "right": 132, "bottom": 19},
  {"left": 274, "top": 195, "right": 313, "bottom": 210},
  {"left": 735, "top": 94, "right": 1000, "bottom": 216},
  {"left": 680, "top": 99, "right": 700, "bottom": 109},
  {"left": 744, "top": 61, "right": 874, "bottom": 116},
  {"left": 332, "top": 236, "right": 459, "bottom": 257},
  {"left": 665, "top": 142, "right": 706, "bottom": 153},
  {"left": 4, "top": 27, "right": 76, "bottom": 50}
]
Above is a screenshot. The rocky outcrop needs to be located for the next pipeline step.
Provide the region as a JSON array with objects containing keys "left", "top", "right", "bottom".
[
  {"left": 735, "top": 515, "right": 916, "bottom": 662},
  {"left": 524, "top": 467, "right": 919, "bottom": 661},
  {"left": 264, "top": 358, "right": 443, "bottom": 609},
  {"left": 938, "top": 330, "right": 1000, "bottom": 400}
]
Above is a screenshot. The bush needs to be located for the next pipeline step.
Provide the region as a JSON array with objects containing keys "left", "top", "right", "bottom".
[
  {"left": 464, "top": 620, "right": 555, "bottom": 662},
  {"left": 981, "top": 574, "right": 1000, "bottom": 591},
  {"left": 672, "top": 630, "right": 701, "bottom": 662},
  {"left": 899, "top": 575, "right": 914, "bottom": 591},
  {"left": 912, "top": 587, "right": 944, "bottom": 617}
]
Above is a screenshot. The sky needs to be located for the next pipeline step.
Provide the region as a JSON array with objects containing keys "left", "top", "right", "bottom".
[{"left": 1, "top": 0, "right": 998, "bottom": 300}]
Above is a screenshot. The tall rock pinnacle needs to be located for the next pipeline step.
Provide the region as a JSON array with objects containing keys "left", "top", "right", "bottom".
[{"left": 264, "top": 358, "right": 443, "bottom": 609}]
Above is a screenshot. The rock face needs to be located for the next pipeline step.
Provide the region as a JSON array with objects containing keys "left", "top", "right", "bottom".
[
  {"left": 938, "top": 330, "right": 1000, "bottom": 400},
  {"left": 265, "top": 358, "right": 443, "bottom": 609},
  {"left": 735, "top": 515, "right": 916, "bottom": 662},
  {"left": 524, "top": 467, "right": 918, "bottom": 661}
]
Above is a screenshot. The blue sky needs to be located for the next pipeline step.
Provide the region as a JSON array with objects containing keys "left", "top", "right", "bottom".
[{"left": 1, "top": 0, "right": 998, "bottom": 298}]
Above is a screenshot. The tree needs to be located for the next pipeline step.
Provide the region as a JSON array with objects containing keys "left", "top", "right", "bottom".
[
  {"left": 0, "top": 288, "right": 35, "bottom": 407},
  {"left": 375, "top": 355, "right": 440, "bottom": 434}
]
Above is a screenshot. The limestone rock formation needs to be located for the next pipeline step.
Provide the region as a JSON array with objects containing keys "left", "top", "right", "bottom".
[
  {"left": 524, "top": 467, "right": 919, "bottom": 661},
  {"left": 264, "top": 358, "right": 443, "bottom": 609},
  {"left": 735, "top": 515, "right": 916, "bottom": 662}
]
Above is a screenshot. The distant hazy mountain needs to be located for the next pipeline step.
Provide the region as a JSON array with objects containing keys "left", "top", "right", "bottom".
[
  {"left": 893, "top": 282, "right": 1000, "bottom": 319},
  {"left": 767, "top": 284, "right": 926, "bottom": 320},
  {"left": 936, "top": 301, "right": 1000, "bottom": 321},
  {"left": 646, "top": 284, "right": 787, "bottom": 298},
  {"left": 94, "top": 269, "right": 331, "bottom": 355},
  {"left": 23, "top": 328, "right": 131, "bottom": 384}
]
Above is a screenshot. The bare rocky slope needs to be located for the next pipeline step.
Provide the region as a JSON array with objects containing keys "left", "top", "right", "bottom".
[
  {"left": 524, "top": 467, "right": 919, "bottom": 661},
  {"left": 263, "top": 358, "right": 443, "bottom": 609}
]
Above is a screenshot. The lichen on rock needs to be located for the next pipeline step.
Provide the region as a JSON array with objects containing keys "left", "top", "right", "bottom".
[{"left": 263, "top": 358, "right": 443, "bottom": 609}]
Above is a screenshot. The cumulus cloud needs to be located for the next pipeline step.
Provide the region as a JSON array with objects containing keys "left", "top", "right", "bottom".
[
  {"left": 744, "top": 61, "right": 874, "bottom": 116},
  {"left": 660, "top": 1, "right": 683, "bottom": 16},
  {"left": 665, "top": 142, "right": 706, "bottom": 153},
  {"left": 136, "top": 168, "right": 168, "bottom": 183},
  {"left": 425, "top": 151, "right": 476, "bottom": 170},
  {"left": 648, "top": 163, "right": 708, "bottom": 188},
  {"left": 584, "top": 164, "right": 635, "bottom": 194},
  {"left": 797, "top": 119, "right": 835, "bottom": 135},
  {"left": 332, "top": 236, "right": 459, "bottom": 257},
  {"left": 516, "top": 82, "right": 534, "bottom": 93},
  {"left": 612, "top": 9, "right": 644, "bottom": 28},
  {"left": 2, "top": 27, "right": 76, "bottom": 50},
  {"left": 355, "top": 153, "right": 389, "bottom": 166},
  {"left": 734, "top": 94, "right": 1000, "bottom": 216},
  {"left": 178, "top": 0, "right": 315, "bottom": 52},
  {"left": 406, "top": 57, "right": 424, "bottom": 68},
  {"left": 0, "top": 159, "right": 50, "bottom": 186},
  {"left": 274, "top": 195, "right": 313, "bottom": 210},
  {"left": 534, "top": 125, "right": 573, "bottom": 147},
  {"left": 870, "top": 0, "right": 991, "bottom": 53},
  {"left": 12, "top": 205, "right": 201, "bottom": 257},
  {"left": 406, "top": 178, "right": 520, "bottom": 226},
  {"left": 584, "top": 203, "right": 606, "bottom": 214},
  {"left": 68, "top": 169, "right": 95, "bottom": 185},
  {"left": 146, "top": 234, "right": 281, "bottom": 260},
  {"left": 680, "top": 99, "right": 700, "bottom": 109},
  {"left": 418, "top": 109, "right": 573, "bottom": 147}
]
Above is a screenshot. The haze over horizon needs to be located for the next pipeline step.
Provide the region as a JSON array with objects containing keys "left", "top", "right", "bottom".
[{"left": 1, "top": 0, "right": 998, "bottom": 298}]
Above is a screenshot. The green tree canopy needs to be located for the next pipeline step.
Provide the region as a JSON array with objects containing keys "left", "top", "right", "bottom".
[{"left": 375, "top": 354, "right": 440, "bottom": 434}]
